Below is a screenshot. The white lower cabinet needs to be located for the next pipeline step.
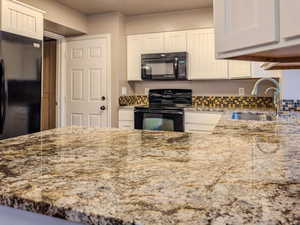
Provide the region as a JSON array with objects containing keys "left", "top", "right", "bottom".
[
  {"left": 119, "top": 108, "right": 134, "bottom": 129},
  {"left": 185, "top": 111, "right": 222, "bottom": 134},
  {"left": 119, "top": 120, "right": 134, "bottom": 129}
]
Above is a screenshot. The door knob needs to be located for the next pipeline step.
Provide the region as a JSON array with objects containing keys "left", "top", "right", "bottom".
[
  {"left": 101, "top": 96, "right": 106, "bottom": 101},
  {"left": 100, "top": 106, "right": 106, "bottom": 111}
]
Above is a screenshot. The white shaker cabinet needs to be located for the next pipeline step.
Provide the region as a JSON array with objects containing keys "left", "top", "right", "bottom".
[
  {"left": 141, "top": 33, "right": 164, "bottom": 54},
  {"left": 214, "top": 0, "right": 300, "bottom": 63},
  {"left": 185, "top": 111, "right": 222, "bottom": 134},
  {"left": 214, "top": 0, "right": 278, "bottom": 54},
  {"left": 164, "top": 31, "right": 187, "bottom": 52},
  {"left": 119, "top": 108, "right": 134, "bottom": 129},
  {"left": 127, "top": 33, "right": 164, "bottom": 81},
  {"left": 0, "top": 0, "right": 44, "bottom": 40},
  {"left": 280, "top": 0, "right": 300, "bottom": 40},
  {"left": 228, "top": 60, "right": 252, "bottom": 79},
  {"left": 127, "top": 35, "right": 143, "bottom": 81},
  {"left": 187, "top": 29, "right": 228, "bottom": 80}
]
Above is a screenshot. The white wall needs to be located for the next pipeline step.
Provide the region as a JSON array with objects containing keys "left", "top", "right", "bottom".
[{"left": 281, "top": 70, "right": 300, "bottom": 99}]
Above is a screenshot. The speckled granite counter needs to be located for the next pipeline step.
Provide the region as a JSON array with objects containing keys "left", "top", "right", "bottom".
[{"left": 0, "top": 115, "right": 300, "bottom": 225}]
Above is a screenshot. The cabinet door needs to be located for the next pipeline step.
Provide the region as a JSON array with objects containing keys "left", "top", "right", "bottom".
[
  {"left": 281, "top": 0, "right": 300, "bottom": 39},
  {"left": 214, "top": 0, "right": 279, "bottom": 53},
  {"left": 228, "top": 60, "right": 252, "bottom": 79},
  {"left": 141, "top": 33, "right": 164, "bottom": 53},
  {"left": 127, "top": 35, "right": 143, "bottom": 81},
  {"left": 1, "top": 0, "right": 44, "bottom": 40},
  {"left": 164, "top": 31, "right": 187, "bottom": 52},
  {"left": 187, "top": 29, "right": 228, "bottom": 80}
]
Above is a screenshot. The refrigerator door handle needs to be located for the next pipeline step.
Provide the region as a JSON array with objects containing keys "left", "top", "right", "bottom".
[{"left": 0, "top": 59, "right": 7, "bottom": 135}]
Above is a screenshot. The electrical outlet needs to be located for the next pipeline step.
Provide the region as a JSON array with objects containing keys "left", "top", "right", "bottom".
[
  {"left": 239, "top": 88, "right": 245, "bottom": 96},
  {"left": 145, "top": 88, "right": 150, "bottom": 95},
  {"left": 121, "top": 87, "right": 127, "bottom": 96}
]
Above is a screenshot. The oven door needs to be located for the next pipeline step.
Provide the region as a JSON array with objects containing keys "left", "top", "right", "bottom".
[
  {"left": 134, "top": 108, "right": 184, "bottom": 132},
  {"left": 142, "top": 57, "right": 176, "bottom": 80}
]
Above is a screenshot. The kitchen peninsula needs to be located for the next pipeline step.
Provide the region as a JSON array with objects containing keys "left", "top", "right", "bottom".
[{"left": 0, "top": 114, "right": 299, "bottom": 225}]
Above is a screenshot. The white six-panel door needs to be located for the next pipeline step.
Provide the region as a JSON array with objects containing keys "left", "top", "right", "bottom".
[{"left": 66, "top": 36, "right": 110, "bottom": 128}]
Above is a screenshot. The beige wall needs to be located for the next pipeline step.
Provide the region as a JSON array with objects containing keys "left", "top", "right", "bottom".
[
  {"left": 126, "top": 8, "right": 213, "bottom": 35},
  {"left": 19, "top": 0, "right": 87, "bottom": 34},
  {"left": 134, "top": 80, "right": 274, "bottom": 97},
  {"left": 88, "top": 12, "right": 134, "bottom": 127}
]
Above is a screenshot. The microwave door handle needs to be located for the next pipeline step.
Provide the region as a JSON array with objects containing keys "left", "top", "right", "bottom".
[{"left": 174, "top": 57, "right": 179, "bottom": 77}]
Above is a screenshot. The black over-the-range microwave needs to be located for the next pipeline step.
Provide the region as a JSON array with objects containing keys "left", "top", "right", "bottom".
[{"left": 141, "top": 52, "right": 187, "bottom": 80}]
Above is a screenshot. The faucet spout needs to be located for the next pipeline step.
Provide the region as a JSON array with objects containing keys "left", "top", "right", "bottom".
[
  {"left": 251, "top": 78, "right": 280, "bottom": 96},
  {"left": 251, "top": 77, "right": 281, "bottom": 116}
]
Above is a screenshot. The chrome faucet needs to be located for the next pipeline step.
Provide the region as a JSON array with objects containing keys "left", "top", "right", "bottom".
[{"left": 251, "top": 78, "right": 281, "bottom": 115}]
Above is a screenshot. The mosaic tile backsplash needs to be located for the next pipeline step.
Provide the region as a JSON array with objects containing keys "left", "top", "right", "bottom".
[
  {"left": 119, "top": 95, "right": 275, "bottom": 109},
  {"left": 281, "top": 100, "right": 300, "bottom": 111}
]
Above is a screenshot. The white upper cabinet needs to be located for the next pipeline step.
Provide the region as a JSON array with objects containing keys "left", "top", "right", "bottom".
[
  {"left": 187, "top": 29, "right": 228, "bottom": 79},
  {"left": 228, "top": 60, "right": 252, "bottom": 79},
  {"left": 127, "top": 29, "right": 277, "bottom": 81},
  {"left": 0, "top": 0, "right": 44, "bottom": 40},
  {"left": 141, "top": 33, "right": 164, "bottom": 53},
  {"left": 214, "top": 0, "right": 278, "bottom": 54},
  {"left": 214, "top": 0, "right": 300, "bottom": 63},
  {"left": 164, "top": 31, "right": 187, "bottom": 52},
  {"left": 127, "top": 35, "right": 143, "bottom": 81},
  {"left": 280, "top": 0, "right": 300, "bottom": 40}
]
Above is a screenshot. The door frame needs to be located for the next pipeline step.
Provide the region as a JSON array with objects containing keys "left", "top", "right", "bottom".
[
  {"left": 63, "top": 34, "right": 112, "bottom": 128},
  {"left": 44, "top": 31, "right": 65, "bottom": 128}
]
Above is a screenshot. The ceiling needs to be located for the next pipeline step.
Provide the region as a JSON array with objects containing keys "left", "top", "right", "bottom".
[{"left": 55, "top": 0, "right": 213, "bottom": 16}]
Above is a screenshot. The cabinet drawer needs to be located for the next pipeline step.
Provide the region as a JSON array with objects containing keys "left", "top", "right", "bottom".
[
  {"left": 119, "top": 120, "right": 134, "bottom": 129},
  {"left": 185, "top": 123, "right": 216, "bottom": 133},
  {"left": 119, "top": 109, "right": 134, "bottom": 121},
  {"left": 185, "top": 112, "right": 222, "bottom": 125}
]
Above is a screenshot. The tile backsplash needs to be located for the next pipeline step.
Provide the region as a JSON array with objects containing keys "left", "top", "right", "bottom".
[
  {"left": 281, "top": 100, "right": 300, "bottom": 112},
  {"left": 119, "top": 95, "right": 275, "bottom": 109}
]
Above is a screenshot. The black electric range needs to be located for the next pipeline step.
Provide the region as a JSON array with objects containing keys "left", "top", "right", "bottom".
[{"left": 134, "top": 89, "right": 192, "bottom": 132}]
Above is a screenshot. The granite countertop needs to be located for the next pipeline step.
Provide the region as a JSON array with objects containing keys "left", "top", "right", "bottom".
[{"left": 0, "top": 115, "right": 300, "bottom": 225}]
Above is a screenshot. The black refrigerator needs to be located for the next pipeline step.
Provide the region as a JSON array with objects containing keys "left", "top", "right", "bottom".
[{"left": 0, "top": 31, "right": 42, "bottom": 140}]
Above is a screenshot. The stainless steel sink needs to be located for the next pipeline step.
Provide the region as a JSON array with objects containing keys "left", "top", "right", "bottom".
[{"left": 231, "top": 112, "right": 275, "bottom": 121}]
